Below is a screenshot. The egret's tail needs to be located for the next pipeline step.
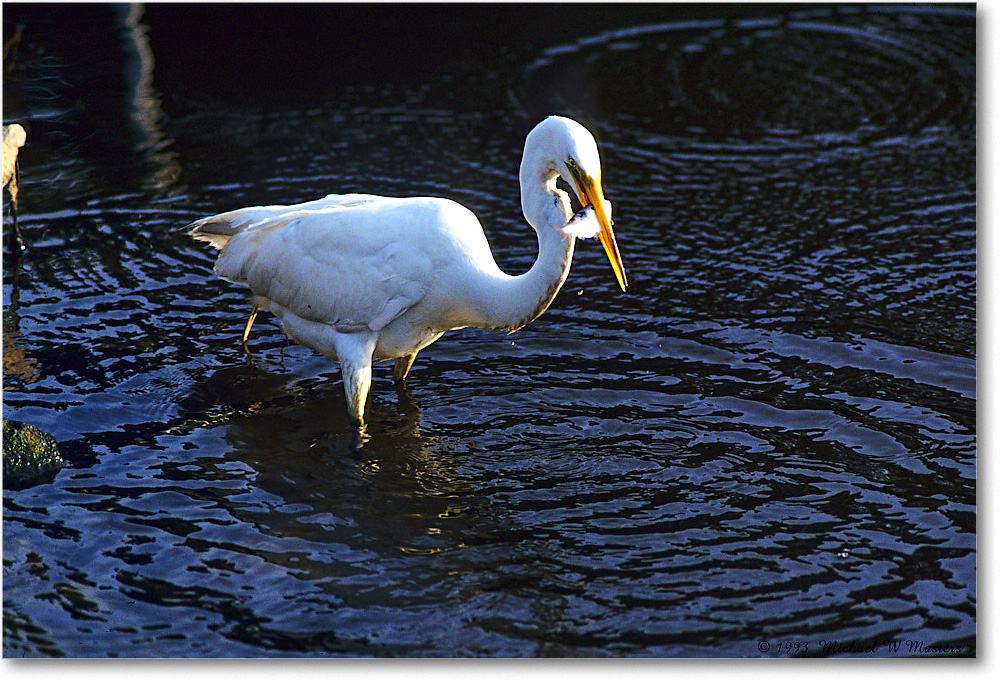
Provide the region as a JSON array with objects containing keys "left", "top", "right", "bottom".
[
  {"left": 187, "top": 209, "right": 261, "bottom": 250},
  {"left": 188, "top": 195, "right": 382, "bottom": 250}
]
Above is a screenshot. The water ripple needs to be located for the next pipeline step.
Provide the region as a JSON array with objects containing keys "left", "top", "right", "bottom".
[{"left": 3, "top": 4, "right": 974, "bottom": 657}]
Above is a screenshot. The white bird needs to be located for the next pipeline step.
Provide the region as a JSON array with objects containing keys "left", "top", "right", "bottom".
[
  {"left": 3, "top": 123, "right": 27, "bottom": 251},
  {"left": 188, "top": 116, "right": 627, "bottom": 422}
]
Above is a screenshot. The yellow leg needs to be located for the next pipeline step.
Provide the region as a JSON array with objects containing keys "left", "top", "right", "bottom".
[
  {"left": 393, "top": 352, "right": 417, "bottom": 382},
  {"left": 241, "top": 305, "right": 259, "bottom": 345}
]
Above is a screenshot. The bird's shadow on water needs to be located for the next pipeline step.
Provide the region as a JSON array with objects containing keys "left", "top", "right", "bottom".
[
  {"left": 172, "top": 363, "right": 604, "bottom": 657},
  {"left": 176, "top": 355, "right": 429, "bottom": 450},
  {"left": 173, "top": 359, "right": 485, "bottom": 541}
]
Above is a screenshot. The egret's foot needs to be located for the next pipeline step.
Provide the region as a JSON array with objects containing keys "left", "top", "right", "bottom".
[{"left": 240, "top": 340, "right": 257, "bottom": 365}]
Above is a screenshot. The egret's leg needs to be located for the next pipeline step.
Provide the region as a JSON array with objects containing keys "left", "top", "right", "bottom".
[
  {"left": 241, "top": 305, "right": 259, "bottom": 344},
  {"left": 7, "top": 163, "right": 24, "bottom": 252},
  {"left": 335, "top": 333, "right": 378, "bottom": 422},
  {"left": 393, "top": 352, "right": 417, "bottom": 382},
  {"left": 342, "top": 358, "right": 373, "bottom": 422}
]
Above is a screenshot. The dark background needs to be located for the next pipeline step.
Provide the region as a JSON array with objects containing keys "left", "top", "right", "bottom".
[{"left": 4, "top": 2, "right": 810, "bottom": 111}]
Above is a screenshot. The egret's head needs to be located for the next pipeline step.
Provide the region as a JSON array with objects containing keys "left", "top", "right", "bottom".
[{"left": 532, "top": 116, "right": 627, "bottom": 292}]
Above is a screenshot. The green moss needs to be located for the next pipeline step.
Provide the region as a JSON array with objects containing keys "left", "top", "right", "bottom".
[{"left": 3, "top": 419, "right": 64, "bottom": 486}]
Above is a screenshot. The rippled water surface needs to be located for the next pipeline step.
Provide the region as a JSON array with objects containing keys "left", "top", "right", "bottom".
[{"left": 3, "top": 4, "right": 975, "bottom": 657}]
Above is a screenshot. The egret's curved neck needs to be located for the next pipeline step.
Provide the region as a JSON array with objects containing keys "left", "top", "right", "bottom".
[{"left": 472, "top": 161, "right": 576, "bottom": 331}]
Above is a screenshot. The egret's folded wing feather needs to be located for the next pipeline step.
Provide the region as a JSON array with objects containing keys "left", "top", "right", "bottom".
[
  {"left": 214, "top": 199, "right": 438, "bottom": 334},
  {"left": 187, "top": 194, "right": 386, "bottom": 249}
]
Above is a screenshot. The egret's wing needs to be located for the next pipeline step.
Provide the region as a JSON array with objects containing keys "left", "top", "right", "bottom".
[{"left": 214, "top": 199, "right": 440, "bottom": 333}]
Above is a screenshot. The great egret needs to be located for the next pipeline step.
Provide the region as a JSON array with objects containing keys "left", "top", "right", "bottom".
[{"left": 189, "top": 116, "right": 627, "bottom": 422}]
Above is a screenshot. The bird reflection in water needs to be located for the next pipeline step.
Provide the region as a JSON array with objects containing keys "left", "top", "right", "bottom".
[{"left": 174, "top": 357, "right": 480, "bottom": 563}]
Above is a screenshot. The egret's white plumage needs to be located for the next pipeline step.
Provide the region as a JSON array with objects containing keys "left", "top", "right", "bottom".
[{"left": 189, "top": 116, "right": 626, "bottom": 422}]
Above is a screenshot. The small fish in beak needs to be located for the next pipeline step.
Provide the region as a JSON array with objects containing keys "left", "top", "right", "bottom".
[{"left": 562, "top": 200, "right": 614, "bottom": 240}]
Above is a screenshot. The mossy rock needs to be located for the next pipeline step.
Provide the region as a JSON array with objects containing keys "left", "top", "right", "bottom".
[{"left": 3, "top": 419, "right": 64, "bottom": 487}]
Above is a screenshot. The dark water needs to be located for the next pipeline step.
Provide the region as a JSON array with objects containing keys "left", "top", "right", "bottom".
[{"left": 3, "top": 4, "right": 975, "bottom": 657}]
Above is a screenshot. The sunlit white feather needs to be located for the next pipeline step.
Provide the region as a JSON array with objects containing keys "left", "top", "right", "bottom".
[{"left": 188, "top": 116, "right": 622, "bottom": 422}]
